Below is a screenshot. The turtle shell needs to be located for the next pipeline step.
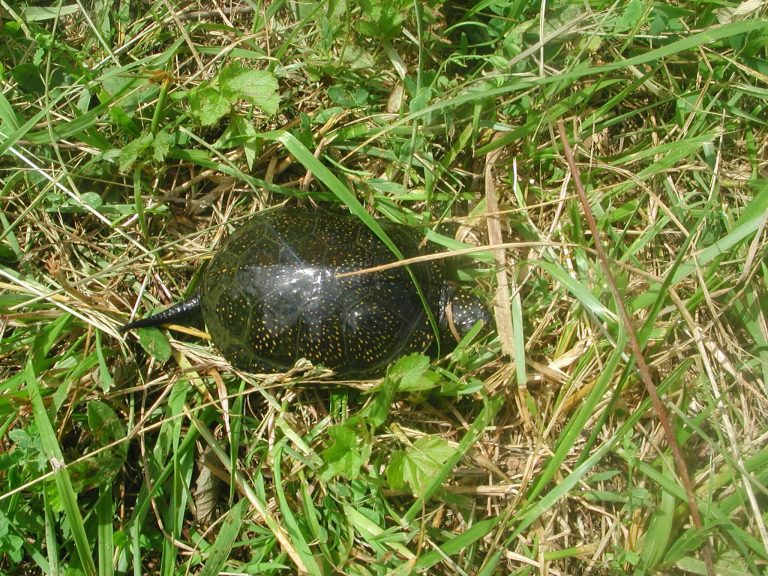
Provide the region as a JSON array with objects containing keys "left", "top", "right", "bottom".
[{"left": 200, "top": 210, "right": 444, "bottom": 376}]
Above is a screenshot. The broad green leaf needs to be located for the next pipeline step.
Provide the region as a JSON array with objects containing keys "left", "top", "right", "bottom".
[
  {"left": 118, "top": 133, "right": 153, "bottom": 172},
  {"left": 219, "top": 64, "right": 279, "bottom": 115},
  {"left": 190, "top": 86, "right": 231, "bottom": 126},
  {"left": 404, "top": 395, "right": 503, "bottom": 523},
  {"left": 153, "top": 129, "right": 173, "bottom": 162},
  {"left": 319, "top": 421, "right": 371, "bottom": 481},
  {"left": 391, "top": 436, "right": 455, "bottom": 498},
  {"left": 388, "top": 353, "right": 441, "bottom": 392},
  {"left": 135, "top": 327, "right": 172, "bottom": 363}
]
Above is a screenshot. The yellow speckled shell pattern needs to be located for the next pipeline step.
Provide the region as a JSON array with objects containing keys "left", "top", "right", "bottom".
[{"left": 200, "top": 210, "right": 443, "bottom": 376}]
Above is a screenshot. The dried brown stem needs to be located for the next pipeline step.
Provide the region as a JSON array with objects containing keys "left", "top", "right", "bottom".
[{"left": 556, "top": 119, "right": 714, "bottom": 576}]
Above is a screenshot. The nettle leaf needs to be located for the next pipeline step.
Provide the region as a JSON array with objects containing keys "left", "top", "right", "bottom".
[
  {"left": 339, "top": 44, "right": 375, "bottom": 70},
  {"left": 359, "top": 373, "right": 398, "bottom": 430},
  {"left": 357, "top": 5, "right": 404, "bottom": 40},
  {"left": 387, "top": 436, "right": 454, "bottom": 497},
  {"left": 319, "top": 420, "right": 371, "bottom": 481},
  {"left": 0, "top": 511, "right": 24, "bottom": 563},
  {"left": 388, "top": 353, "right": 441, "bottom": 392},
  {"left": 327, "top": 84, "right": 369, "bottom": 108},
  {"left": 219, "top": 63, "right": 280, "bottom": 115},
  {"left": 153, "top": 129, "right": 173, "bottom": 162},
  {"left": 118, "top": 133, "right": 153, "bottom": 172},
  {"left": 190, "top": 86, "right": 231, "bottom": 126}
]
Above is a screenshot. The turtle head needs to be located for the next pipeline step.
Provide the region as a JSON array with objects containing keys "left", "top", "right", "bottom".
[{"left": 440, "top": 285, "right": 491, "bottom": 343}]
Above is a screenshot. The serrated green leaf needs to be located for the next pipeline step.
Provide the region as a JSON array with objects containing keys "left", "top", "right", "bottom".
[
  {"left": 219, "top": 64, "right": 279, "bottom": 115},
  {"left": 153, "top": 129, "right": 172, "bottom": 162},
  {"left": 398, "top": 436, "right": 455, "bottom": 498},
  {"left": 190, "top": 86, "right": 231, "bottom": 126},
  {"left": 388, "top": 353, "right": 441, "bottom": 392},
  {"left": 403, "top": 395, "right": 504, "bottom": 523},
  {"left": 319, "top": 421, "right": 371, "bottom": 481},
  {"left": 119, "top": 133, "right": 153, "bottom": 172}
]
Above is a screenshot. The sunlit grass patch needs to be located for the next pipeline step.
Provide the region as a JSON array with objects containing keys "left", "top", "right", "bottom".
[{"left": 1, "top": 1, "right": 767, "bottom": 575}]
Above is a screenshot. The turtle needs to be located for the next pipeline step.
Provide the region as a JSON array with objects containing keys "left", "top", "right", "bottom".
[{"left": 121, "top": 209, "right": 489, "bottom": 376}]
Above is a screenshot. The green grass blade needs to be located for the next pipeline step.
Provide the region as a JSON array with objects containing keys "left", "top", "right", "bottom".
[
  {"left": 25, "top": 360, "right": 97, "bottom": 576},
  {"left": 535, "top": 260, "right": 617, "bottom": 322},
  {"left": 97, "top": 487, "right": 114, "bottom": 576},
  {"left": 528, "top": 329, "right": 627, "bottom": 501},
  {"left": 198, "top": 499, "right": 246, "bottom": 576},
  {"left": 271, "top": 444, "right": 323, "bottom": 576},
  {"left": 633, "top": 179, "right": 768, "bottom": 309},
  {"left": 401, "top": 516, "right": 503, "bottom": 575}
]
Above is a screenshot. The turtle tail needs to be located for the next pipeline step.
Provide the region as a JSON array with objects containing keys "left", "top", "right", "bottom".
[{"left": 120, "top": 294, "right": 202, "bottom": 332}]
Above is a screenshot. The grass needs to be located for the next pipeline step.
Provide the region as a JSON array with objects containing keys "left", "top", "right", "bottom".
[{"left": 1, "top": 0, "right": 767, "bottom": 574}]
